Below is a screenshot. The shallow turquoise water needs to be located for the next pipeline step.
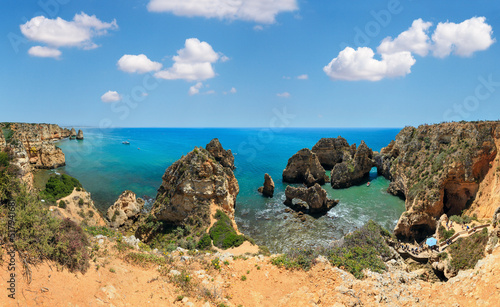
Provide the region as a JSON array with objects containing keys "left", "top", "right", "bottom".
[{"left": 53, "top": 128, "right": 405, "bottom": 252}]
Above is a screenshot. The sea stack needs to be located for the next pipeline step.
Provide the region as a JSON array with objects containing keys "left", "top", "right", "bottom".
[
  {"left": 282, "top": 148, "right": 328, "bottom": 186},
  {"left": 330, "top": 140, "right": 374, "bottom": 188},
  {"left": 76, "top": 129, "right": 84, "bottom": 140},
  {"left": 284, "top": 183, "right": 338, "bottom": 214},
  {"left": 70, "top": 128, "right": 77, "bottom": 139},
  {"left": 205, "top": 138, "right": 235, "bottom": 170},
  {"left": 152, "top": 141, "right": 239, "bottom": 228},
  {"left": 258, "top": 173, "right": 275, "bottom": 197}
]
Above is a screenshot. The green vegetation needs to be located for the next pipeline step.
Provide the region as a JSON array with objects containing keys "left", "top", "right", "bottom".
[
  {"left": 2, "top": 128, "right": 14, "bottom": 143},
  {"left": 197, "top": 233, "right": 212, "bottom": 250},
  {"left": 124, "top": 252, "right": 167, "bottom": 268},
  {"left": 449, "top": 214, "right": 474, "bottom": 225},
  {"left": 59, "top": 200, "right": 67, "bottom": 209},
  {"left": 438, "top": 225, "right": 455, "bottom": 242},
  {"left": 270, "top": 220, "right": 393, "bottom": 279},
  {"left": 241, "top": 275, "right": 247, "bottom": 281},
  {"left": 209, "top": 210, "right": 245, "bottom": 249},
  {"left": 0, "top": 151, "right": 9, "bottom": 168},
  {"left": 41, "top": 174, "right": 82, "bottom": 203},
  {"left": 0, "top": 166, "right": 91, "bottom": 276},
  {"left": 448, "top": 228, "right": 488, "bottom": 271}
]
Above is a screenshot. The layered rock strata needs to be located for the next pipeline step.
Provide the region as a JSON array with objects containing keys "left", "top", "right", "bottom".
[
  {"left": 107, "top": 190, "right": 145, "bottom": 228},
  {"left": 282, "top": 148, "right": 328, "bottom": 186}
]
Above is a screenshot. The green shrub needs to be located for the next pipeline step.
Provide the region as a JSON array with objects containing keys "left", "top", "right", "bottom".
[
  {"left": 0, "top": 151, "right": 9, "bottom": 168},
  {"left": 448, "top": 228, "right": 488, "bottom": 271},
  {"left": 124, "top": 252, "right": 166, "bottom": 268},
  {"left": 438, "top": 225, "right": 455, "bottom": 242},
  {"left": 52, "top": 218, "right": 90, "bottom": 273},
  {"left": 197, "top": 233, "right": 212, "bottom": 250},
  {"left": 78, "top": 198, "right": 84, "bottom": 207},
  {"left": 58, "top": 200, "right": 66, "bottom": 209},
  {"left": 41, "top": 174, "right": 82, "bottom": 202},
  {"left": 209, "top": 210, "right": 245, "bottom": 249}
]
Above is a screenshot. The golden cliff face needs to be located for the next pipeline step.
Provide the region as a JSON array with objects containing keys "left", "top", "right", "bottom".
[{"left": 376, "top": 122, "right": 500, "bottom": 241}]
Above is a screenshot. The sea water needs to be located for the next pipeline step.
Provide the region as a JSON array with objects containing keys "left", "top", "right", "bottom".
[{"left": 51, "top": 128, "right": 405, "bottom": 252}]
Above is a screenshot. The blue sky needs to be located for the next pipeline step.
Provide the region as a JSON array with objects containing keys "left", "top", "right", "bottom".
[{"left": 1, "top": 0, "right": 499, "bottom": 128}]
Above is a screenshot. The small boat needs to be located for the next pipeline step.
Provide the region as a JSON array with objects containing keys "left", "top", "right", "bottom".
[
  {"left": 122, "top": 141, "right": 130, "bottom": 145},
  {"left": 367, "top": 182, "right": 371, "bottom": 187}
]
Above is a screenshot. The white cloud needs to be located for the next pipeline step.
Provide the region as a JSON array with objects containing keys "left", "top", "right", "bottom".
[
  {"left": 188, "top": 82, "right": 203, "bottom": 95},
  {"left": 220, "top": 55, "right": 230, "bottom": 62},
  {"left": 254, "top": 25, "right": 264, "bottom": 31},
  {"left": 117, "top": 54, "right": 163, "bottom": 73},
  {"left": 323, "top": 47, "right": 416, "bottom": 81},
  {"left": 155, "top": 38, "right": 221, "bottom": 81},
  {"left": 432, "top": 17, "right": 495, "bottom": 58},
  {"left": 147, "top": 0, "right": 298, "bottom": 24},
  {"left": 230, "top": 87, "right": 237, "bottom": 94},
  {"left": 101, "top": 91, "right": 121, "bottom": 103},
  {"left": 282, "top": 76, "right": 291, "bottom": 80},
  {"left": 377, "top": 19, "right": 433, "bottom": 57},
  {"left": 28, "top": 46, "right": 61, "bottom": 58},
  {"left": 297, "top": 74, "right": 308, "bottom": 80},
  {"left": 20, "top": 12, "right": 117, "bottom": 56},
  {"left": 277, "top": 92, "right": 291, "bottom": 98}
]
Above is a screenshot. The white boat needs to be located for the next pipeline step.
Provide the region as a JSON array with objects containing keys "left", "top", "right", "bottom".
[{"left": 122, "top": 141, "right": 130, "bottom": 145}]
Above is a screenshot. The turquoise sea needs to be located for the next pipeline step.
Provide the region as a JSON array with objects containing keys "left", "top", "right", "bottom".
[{"left": 51, "top": 128, "right": 405, "bottom": 252}]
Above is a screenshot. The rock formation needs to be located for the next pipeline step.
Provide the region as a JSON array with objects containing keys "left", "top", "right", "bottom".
[
  {"left": 50, "top": 188, "right": 106, "bottom": 227},
  {"left": 284, "top": 183, "right": 338, "bottom": 214},
  {"left": 258, "top": 173, "right": 275, "bottom": 197},
  {"left": 282, "top": 148, "right": 328, "bottom": 186},
  {"left": 152, "top": 142, "right": 239, "bottom": 228},
  {"left": 107, "top": 190, "right": 145, "bottom": 228},
  {"left": 206, "top": 138, "right": 235, "bottom": 170},
  {"left": 331, "top": 141, "right": 374, "bottom": 188},
  {"left": 375, "top": 122, "right": 500, "bottom": 241},
  {"left": 70, "top": 128, "right": 77, "bottom": 139},
  {"left": 312, "top": 137, "right": 354, "bottom": 169},
  {"left": 0, "top": 131, "right": 5, "bottom": 148},
  {"left": 76, "top": 129, "right": 84, "bottom": 140}
]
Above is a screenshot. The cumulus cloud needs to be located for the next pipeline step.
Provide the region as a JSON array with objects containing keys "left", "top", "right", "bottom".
[
  {"left": 377, "top": 19, "right": 433, "bottom": 57},
  {"left": 20, "top": 12, "right": 117, "bottom": 56},
  {"left": 147, "top": 0, "right": 298, "bottom": 24},
  {"left": 323, "top": 47, "right": 416, "bottom": 81},
  {"left": 117, "top": 54, "right": 163, "bottom": 73},
  {"left": 297, "top": 74, "right": 308, "bottom": 80},
  {"left": 155, "top": 38, "right": 221, "bottom": 81},
  {"left": 432, "top": 17, "right": 495, "bottom": 58},
  {"left": 277, "top": 92, "right": 291, "bottom": 98},
  {"left": 230, "top": 87, "right": 237, "bottom": 94},
  {"left": 101, "top": 91, "right": 121, "bottom": 103},
  {"left": 188, "top": 82, "right": 203, "bottom": 95},
  {"left": 28, "top": 46, "right": 61, "bottom": 58}
]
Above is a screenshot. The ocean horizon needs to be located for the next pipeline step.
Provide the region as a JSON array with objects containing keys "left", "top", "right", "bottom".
[{"left": 45, "top": 127, "right": 405, "bottom": 252}]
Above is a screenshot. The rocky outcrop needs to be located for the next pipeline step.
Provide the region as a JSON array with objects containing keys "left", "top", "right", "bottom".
[
  {"left": 76, "top": 129, "right": 84, "bottom": 140},
  {"left": 107, "top": 190, "right": 145, "bottom": 228},
  {"left": 375, "top": 122, "right": 500, "bottom": 241},
  {"left": 258, "top": 173, "right": 275, "bottom": 197},
  {"left": 312, "top": 137, "right": 354, "bottom": 169},
  {"left": 331, "top": 141, "right": 374, "bottom": 188},
  {"left": 283, "top": 149, "right": 328, "bottom": 186},
  {"left": 0, "top": 132, "right": 5, "bottom": 148},
  {"left": 284, "top": 183, "right": 338, "bottom": 214},
  {"left": 152, "top": 142, "right": 239, "bottom": 228},
  {"left": 206, "top": 138, "right": 235, "bottom": 170},
  {"left": 70, "top": 128, "right": 77, "bottom": 139},
  {"left": 50, "top": 188, "right": 106, "bottom": 227}
]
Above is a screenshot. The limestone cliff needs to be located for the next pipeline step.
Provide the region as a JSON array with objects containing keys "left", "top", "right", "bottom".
[
  {"left": 311, "top": 137, "right": 354, "bottom": 169},
  {"left": 107, "top": 190, "right": 145, "bottom": 228},
  {"left": 282, "top": 148, "right": 328, "bottom": 186},
  {"left": 152, "top": 141, "right": 239, "bottom": 229},
  {"left": 330, "top": 141, "right": 374, "bottom": 188},
  {"left": 1, "top": 122, "right": 76, "bottom": 186},
  {"left": 375, "top": 122, "right": 500, "bottom": 241}
]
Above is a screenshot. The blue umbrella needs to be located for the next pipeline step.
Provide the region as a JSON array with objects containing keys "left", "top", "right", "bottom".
[{"left": 426, "top": 237, "right": 437, "bottom": 246}]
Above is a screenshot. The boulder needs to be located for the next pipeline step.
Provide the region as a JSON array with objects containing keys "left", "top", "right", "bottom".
[
  {"left": 258, "top": 173, "right": 275, "bottom": 197},
  {"left": 284, "top": 183, "right": 338, "bottom": 214},
  {"left": 282, "top": 148, "right": 328, "bottom": 186},
  {"left": 107, "top": 190, "right": 145, "bottom": 228},
  {"left": 206, "top": 138, "right": 235, "bottom": 170},
  {"left": 152, "top": 143, "right": 239, "bottom": 228},
  {"left": 76, "top": 129, "right": 84, "bottom": 140},
  {"left": 311, "top": 137, "right": 353, "bottom": 169},
  {"left": 331, "top": 141, "right": 374, "bottom": 188}
]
